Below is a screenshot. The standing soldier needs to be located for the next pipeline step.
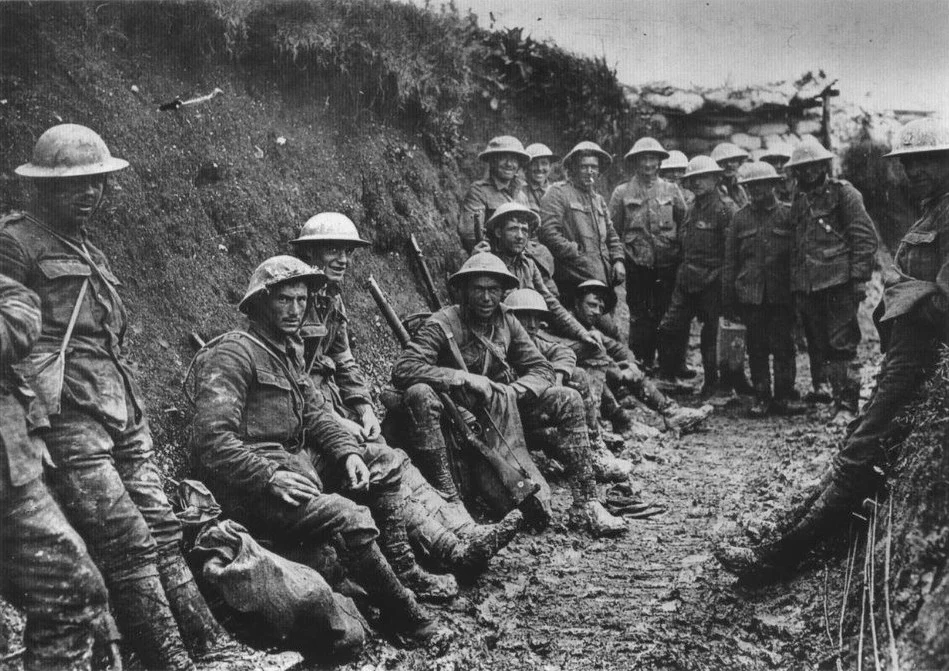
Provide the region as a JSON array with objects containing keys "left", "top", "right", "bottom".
[
  {"left": 538, "top": 141, "right": 626, "bottom": 329},
  {"left": 1, "top": 273, "right": 114, "bottom": 671},
  {"left": 523, "top": 143, "right": 559, "bottom": 294},
  {"left": 659, "top": 149, "right": 694, "bottom": 210},
  {"left": 657, "top": 156, "right": 739, "bottom": 403},
  {"left": 189, "top": 256, "right": 449, "bottom": 644},
  {"left": 392, "top": 253, "right": 628, "bottom": 537},
  {"left": 459, "top": 135, "right": 531, "bottom": 253},
  {"left": 0, "top": 124, "right": 256, "bottom": 670},
  {"left": 711, "top": 142, "right": 750, "bottom": 209},
  {"left": 609, "top": 137, "right": 688, "bottom": 371},
  {"left": 717, "top": 118, "right": 949, "bottom": 580},
  {"left": 785, "top": 139, "right": 878, "bottom": 422},
  {"left": 759, "top": 143, "right": 794, "bottom": 203},
  {"left": 290, "top": 212, "right": 522, "bottom": 579},
  {"left": 722, "top": 162, "right": 807, "bottom": 417}
]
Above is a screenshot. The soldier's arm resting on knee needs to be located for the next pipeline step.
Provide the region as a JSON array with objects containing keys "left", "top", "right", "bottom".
[{"left": 506, "top": 315, "right": 556, "bottom": 399}]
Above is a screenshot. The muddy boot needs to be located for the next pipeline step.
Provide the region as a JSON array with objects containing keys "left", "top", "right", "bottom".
[
  {"left": 772, "top": 359, "right": 807, "bottom": 415},
  {"left": 804, "top": 379, "right": 833, "bottom": 404},
  {"left": 611, "top": 407, "right": 660, "bottom": 442},
  {"left": 702, "top": 369, "right": 738, "bottom": 408},
  {"left": 449, "top": 509, "right": 524, "bottom": 572},
  {"left": 412, "top": 448, "right": 460, "bottom": 502},
  {"left": 195, "top": 641, "right": 302, "bottom": 671},
  {"left": 591, "top": 440, "right": 634, "bottom": 483},
  {"left": 568, "top": 501, "right": 628, "bottom": 538},
  {"left": 661, "top": 402, "right": 712, "bottom": 435},
  {"left": 347, "top": 544, "right": 452, "bottom": 647},
  {"left": 748, "top": 381, "right": 772, "bottom": 418},
  {"left": 156, "top": 553, "right": 230, "bottom": 659},
  {"left": 374, "top": 492, "right": 458, "bottom": 602},
  {"left": 110, "top": 571, "right": 196, "bottom": 671}
]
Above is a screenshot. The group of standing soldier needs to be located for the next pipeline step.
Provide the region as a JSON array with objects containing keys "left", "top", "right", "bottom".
[{"left": 1, "top": 112, "right": 947, "bottom": 668}]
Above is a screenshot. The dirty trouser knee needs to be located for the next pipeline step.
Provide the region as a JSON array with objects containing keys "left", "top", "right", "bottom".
[
  {"left": 1, "top": 477, "right": 109, "bottom": 671},
  {"left": 565, "top": 367, "right": 602, "bottom": 440},
  {"left": 401, "top": 383, "right": 460, "bottom": 500},
  {"left": 831, "top": 313, "right": 942, "bottom": 488},
  {"left": 41, "top": 402, "right": 194, "bottom": 669},
  {"left": 519, "top": 386, "right": 597, "bottom": 507}
]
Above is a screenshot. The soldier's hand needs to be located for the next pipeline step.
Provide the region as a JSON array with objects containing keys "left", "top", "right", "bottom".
[
  {"left": 267, "top": 470, "right": 320, "bottom": 507},
  {"left": 612, "top": 260, "right": 626, "bottom": 285},
  {"left": 336, "top": 414, "right": 364, "bottom": 438},
  {"left": 472, "top": 240, "right": 492, "bottom": 254},
  {"left": 463, "top": 372, "right": 496, "bottom": 403},
  {"left": 580, "top": 330, "right": 605, "bottom": 352},
  {"left": 357, "top": 405, "right": 382, "bottom": 441},
  {"left": 344, "top": 454, "right": 371, "bottom": 492}
]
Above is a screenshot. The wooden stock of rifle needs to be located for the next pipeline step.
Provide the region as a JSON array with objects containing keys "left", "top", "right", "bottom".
[
  {"left": 409, "top": 234, "right": 442, "bottom": 312},
  {"left": 366, "top": 275, "right": 539, "bottom": 508}
]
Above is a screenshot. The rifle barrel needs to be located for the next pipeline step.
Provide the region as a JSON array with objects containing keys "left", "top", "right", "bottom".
[{"left": 367, "top": 275, "right": 411, "bottom": 347}]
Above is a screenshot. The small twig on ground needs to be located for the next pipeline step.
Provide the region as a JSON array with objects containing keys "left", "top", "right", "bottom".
[
  {"left": 823, "top": 563, "right": 844, "bottom": 670},
  {"left": 866, "top": 499, "right": 882, "bottom": 671},
  {"left": 883, "top": 497, "right": 902, "bottom": 671},
  {"left": 858, "top": 528, "right": 868, "bottom": 671},
  {"left": 840, "top": 523, "right": 859, "bottom": 652}
]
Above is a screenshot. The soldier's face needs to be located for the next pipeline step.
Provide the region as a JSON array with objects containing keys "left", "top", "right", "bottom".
[
  {"left": 490, "top": 153, "right": 522, "bottom": 182},
  {"left": 515, "top": 312, "right": 543, "bottom": 334},
  {"left": 794, "top": 162, "right": 828, "bottom": 186},
  {"left": 574, "top": 156, "right": 601, "bottom": 189},
  {"left": 306, "top": 244, "right": 356, "bottom": 283},
  {"left": 719, "top": 157, "right": 745, "bottom": 178},
  {"left": 634, "top": 154, "right": 662, "bottom": 179},
  {"left": 576, "top": 293, "right": 604, "bottom": 327},
  {"left": 528, "top": 158, "right": 551, "bottom": 185},
  {"left": 686, "top": 174, "right": 718, "bottom": 196},
  {"left": 36, "top": 175, "right": 106, "bottom": 227},
  {"left": 260, "top": 282, "right": 309, "bottom": 336},
  {"left": 900, "top": 154, "right": 949, "bottom": 200},
  {"left": 464, "top": 276, "right": 504, "bottom": 321},
  {"left": 761, "top": 156, "right": 788, "bottom": 172},
  {"left": 660, "top": 168, "right": 685, "bottom": 184},
  {"left": 495, "top": 217, "right": 531, "bottom": 255},
  {"left": 747, "top": 181, "right": 776, "bottom": 204}
]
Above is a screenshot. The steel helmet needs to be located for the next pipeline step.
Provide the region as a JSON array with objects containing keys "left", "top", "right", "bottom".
[
  {"left": 884, "top": 118, "right": 949, "bottom": 158},
  {"left": 239, "top": 255, "right": 326, "bottom": 313},
  {"left": 291, "top": 212, "right": 370, "bottom": 248},
  {"left": 760, "top": 143, "right": 793, "bottom": 164},
  {"left": 502, "top": 288, "right": 549, "bottom": 314},
  {"left": 485, "top": 202, "right": 541, "bottom": 236},
  {"left": 448, "top": 252, "right": 519, "bottom": 291},
  {"left": 15, "top": 124, "right": 129, "bottom": 179},
  {"left": 710, "top": 142, "right": 749, "bottom": 165},
  {"left": 660, "top": 150, "right": 689, "bottom": 172},
  {"left": 682, "top": 155, "right": 723, "bottom": 180},
  {"left": 525, "top": 143, "right": 557, "bottom": 162},
  {"left": 575, "top": 279, "right": 617, "bottom": 313},
  {"left": 737, "top": 161, "right": 783, "bottom": 185},
  {"left": 784, "top": 139, "right": 835, "bottom": 168},
  {"left": 624, "top": 137, "right": 670, "bottom": 162},
  {"left": 478, "top": 136, "right": 530, "bottom": 164},
  {"left": 561, "top": 141, "right": 613, "bottom": 169}
]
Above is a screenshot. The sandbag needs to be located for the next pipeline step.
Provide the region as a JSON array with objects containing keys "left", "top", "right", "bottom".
[{"left": 191, "top": 520, "right": 366, "bottom": 656}]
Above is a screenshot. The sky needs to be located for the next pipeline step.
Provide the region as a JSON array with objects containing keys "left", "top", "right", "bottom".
[{"left": 409, "top": 0, "right": 949, "bottom": 116}]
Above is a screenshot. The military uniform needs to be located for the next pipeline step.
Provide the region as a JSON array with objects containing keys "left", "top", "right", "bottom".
[
  {"left": 658, "top": 189, "right": 739, "bottom": 383},
  {"left": 0, "top": 213, "right": 221, "bottom": 670},
  {"left": 723, "top": 199, "right": 797, "bottom": 404},
  {"left": 0, "top": 273, "right": 110, "bottom": 671},
  {"left": 609, "top": 175, "right": 687, "bottom": 364},
  {"left": 524, "top": 181, "right": 558, "bottom": 294},
  {"left": 719, "top": 177, "right": 749, "bottom": 209},
  {"left": 790, "top": 178, "right": 877, "bottom": 411},
  {"left": 538, "top": 180, "right": 624, "bottom": 304},
  {"left": 459, "top": 177, "right": 530, "bottom": 253}
]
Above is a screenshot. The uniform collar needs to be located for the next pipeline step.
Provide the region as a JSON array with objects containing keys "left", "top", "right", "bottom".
[{"left": 249, "top": 320, "right": 305, "bottom": 364}]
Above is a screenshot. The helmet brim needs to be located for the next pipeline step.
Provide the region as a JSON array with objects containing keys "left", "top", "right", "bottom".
[
  {"left": 238, "top": 270, "right": 327, "bottom": 313},
  {"left": 737, "top": 176, "right": 784, "bottom": 185},
  {"left": 478, "top": 149, "right": 531, "bottom": 164},
  {"left": 290, "top": 234, "right": 371, "bottom": 247},
  {"left": 624, "top": 150, "right": 670, "bottom": 162},
  {"left": 15, "top": 157, "right": 130, "bottom": 179},
  {"left": 562, "top": 148, "right": 613, "bottom": 169},
  {"left": 485, "top": 209, "right": 541, "bottom": 235},
  {"left": 883, "top": 145, "right": 949, "bottom": 159},
  {"left": 683, "top": 167, "right": 723, "bottom": 180},
  {"left": 448, "top": 269, "right": 520, "bottom": 291}
]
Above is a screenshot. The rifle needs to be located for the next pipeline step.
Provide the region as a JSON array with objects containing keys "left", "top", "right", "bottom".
[
  {"left": 366, "top": 276, "right": 540, "bottom": 508},
  {"left": 410, "top": 234, "right": 442, "bottom": 312}
]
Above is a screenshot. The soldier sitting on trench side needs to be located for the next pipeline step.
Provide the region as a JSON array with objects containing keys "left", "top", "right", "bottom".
[
  {"left": 391, "top": 252, "right": 629, "bottom": 538},
  {"left": 188, "top": 255, "right": 450, "bottom": 645},
  {"left": 289, "top": 212, "right": 523, "bottom": 578},
  {"left": 717, "top": 118, "right": 949, "bottom": 582}
]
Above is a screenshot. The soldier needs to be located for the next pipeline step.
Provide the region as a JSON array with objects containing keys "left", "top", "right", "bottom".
[
  {"left": 391, "top": 253, "right": 628, "bottom": 537},
  {"left": 759, "top": 143, "right": 794, "bottom": 203},
  {"left": 460, "top": 135, "right": 531, "bottom": 253},
  {"left": 0, "top": 273, "right": 114, "bottom": 671},
  {"left": 785, "top": 139, "right": 878, "bottom": 422},
  {"left": 659, "top": 150, "right": 694, "bottom": 210},
  {"left": 568, "top": 280, "right": 712, "bottom": 435},
  {"left": 722, "top": 162, "right": 807, "bottom": 417},
  {"left": 717, "top": 118, "right": 949, "bottom": 580},
  {"left": 538, "top": 141, "right": 625, "bottom": 332},
  {"left": 657, "top": 156, "right": 739, "bottom": 403},
  {"left": 0, "top": 124, "right": 255, "bottom": 670},
  {"left": 711, "top": 142, "right": 750, "bottom": 209},
  {"left": 189, "top": 256, "right": 449, "bottom": 644},
  {"left": 523, "top": 143, "right": 559, "bottom": 294},
  {"left": 289, "top": 212, "right": 522, "bottom": 578},
  {"left": 500, "top": 288, "right": 635, "bottom": 483},
  {"left": 609, "top": 137, "right": 688, "bottom": 371}
]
